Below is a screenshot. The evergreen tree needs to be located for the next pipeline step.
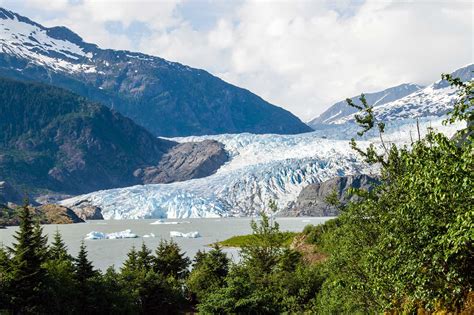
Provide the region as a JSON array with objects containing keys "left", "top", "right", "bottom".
[
  {"left": 0, "top": 246, "right": 11, "bottom": 311},
  {"left": 75, "top": 241, "right": 96, "bottom": 283},
  {"left": 7, "top": 203, "right": 48, "bottom": 313},
  {"left": 154, "top": 239, "right": 190, "bottom": 279},
  {"left": 121, "top": 245, "right": 138, "bottom": 273},
  {"left": 187, "top": 244, "right": 230, "bottom": 302},
  {"left": 49, "top": 228, "right": 71, "bottom": 260},
  {"left": 74, "top": 241, "right": 98, "bottom": 313},
  {"left": 240, "top": 211, "right": 286, "bottom": 275},
  {"left": 137, "top": 242, "right": 153, "bottom": 271}
]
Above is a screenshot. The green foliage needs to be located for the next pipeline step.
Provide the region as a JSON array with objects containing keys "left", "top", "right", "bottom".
[
  {"left": 7, "top": 203, "right": 48, "bottom": 313},
  {"left": 199, "top": 210, "right": 324, "bottom": 314},
  {"left": 187, "top": 244, "right": 230, "bottom": 303},
  {"left": 302, "top": 218, "right": 341, "bottom": 245},
  {"left": 49, "top": 228, "right": 72, "bottom": 261},
  {"left": 218, "top": 231, "right": 298, "bottom": 247},
  {"left": 153, "top": 239, "right": 191, "bottom": 280},
  {"left": 316, "top": 74, "right": 474, "bottom": 313}
]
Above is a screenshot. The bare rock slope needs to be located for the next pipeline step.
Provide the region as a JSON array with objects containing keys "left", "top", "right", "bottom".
[{"left": 280, "top": 174, "right": 380, "bottom": 217}]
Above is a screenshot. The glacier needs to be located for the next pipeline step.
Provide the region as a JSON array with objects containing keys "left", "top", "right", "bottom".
[{"left": 62, "top": 117, "right": 463, "bottom": 219}]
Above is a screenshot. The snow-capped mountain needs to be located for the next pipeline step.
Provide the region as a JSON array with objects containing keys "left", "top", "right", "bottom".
[
  {"left": 0, "top": 8, "right": 311, "bottom": 137},
  {"left": 61, "top": 117, "right": 464, "bottom": 219},
  {"left": 308, "top": 83, "right": 424, "bottom": 127},
  {"left": 312, "top": 64, "right": 473, "bottom": 126}
]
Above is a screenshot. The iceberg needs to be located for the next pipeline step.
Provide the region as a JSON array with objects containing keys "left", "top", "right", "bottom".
[
  {"left": 170, "top": 231, "right": 201, "bottom": 238},
  {"left": 151, "top": 220, "right": 180, "bottom": 225},
  {"left": 84, "top": 229, "right": 138, "bottom": 240}
]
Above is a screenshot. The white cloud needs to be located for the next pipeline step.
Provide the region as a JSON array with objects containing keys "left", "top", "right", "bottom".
[{"left": 3, "top": 0, "right": 473, "bottom": 121}]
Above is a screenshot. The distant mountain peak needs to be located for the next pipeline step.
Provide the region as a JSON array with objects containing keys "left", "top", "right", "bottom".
[
  {"left": 310, "top": 63, "right": 473, "bottom": 126},
  {"left": 309, "top": 82, "right": 424, "bottom": 126}
]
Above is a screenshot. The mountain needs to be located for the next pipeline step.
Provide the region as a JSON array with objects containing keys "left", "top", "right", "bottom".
[
  {"left": 0, "top": 77, "right": 227, "bottom": 195},
  {"left": 308, "top": 83, "right": 424, "bottom": 127},
  {"left": 311, "top": 64, "right": 473, "bottom": 126},
  {"left": 0, "top": 8, "right": 312, "bottom": 137},
  {"left": 279, "top": 175, "right": 380, "bottom": 217}
]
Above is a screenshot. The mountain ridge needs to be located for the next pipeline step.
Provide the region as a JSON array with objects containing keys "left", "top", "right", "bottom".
[
  {"left": 309, "top": 83, "right": 424, "bottom": 127},
  {"left": 309, "top": 64, "right": 473, "bottom": 126},
  {"left": 0, "top": 7, "right": 312, "bottom": 137}
]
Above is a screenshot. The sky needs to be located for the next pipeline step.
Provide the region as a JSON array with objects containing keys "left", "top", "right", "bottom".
[{"left": 0, "top": 0, "right": 472, "bottom": 121}]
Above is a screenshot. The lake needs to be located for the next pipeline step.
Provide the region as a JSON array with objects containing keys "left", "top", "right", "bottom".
[{"left": 0, "top": 217, "right": 332, "bottom": 270}]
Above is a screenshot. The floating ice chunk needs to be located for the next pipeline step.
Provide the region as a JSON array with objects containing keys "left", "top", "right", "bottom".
[
  {"left": 107, "top": 229, "right": 138, "bottom": 239},
  {"left": 170, "top": 231, "right": 201, "bottom": 238},
  {"left": 143, "top": 233, "right": 155, "bottom": 238},
  {"left": 84, "top": 231, "right": 106, "bottom": 240},
  {"left": 151, "top": 219, "right": 180, "bottom": 225},
  {"left": 84, "top": 229, "right": 138, "bottom": 240}
]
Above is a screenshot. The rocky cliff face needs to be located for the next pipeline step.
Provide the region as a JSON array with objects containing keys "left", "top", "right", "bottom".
[
  {"left": 0, "top": 8, "right": 312, "bottom": 137},
  {"left": 0, "top": 77, "right": 228, "bottom": 195},
  {"left": 280, "top": 175, "right": 380, "bottom": 217}
]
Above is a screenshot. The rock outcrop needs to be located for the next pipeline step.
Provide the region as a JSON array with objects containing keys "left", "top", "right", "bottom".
[
  {"left": 0, "top": 181, "right": 25, "bottom": 205},
  {"left": 68, "top": 200, "right": 104, "bottom": 220},
  {"left": 38, "top": 204, "right": 84, "bottom": 224},
  {"left": 0, "top": 203, "right": 84, "bottom": 226},
  {"left": 135, "top": 140, "right": 228, "bottom": 184},
  {"left": 280, "top": 174, "right": 380, "bottom": 217}
]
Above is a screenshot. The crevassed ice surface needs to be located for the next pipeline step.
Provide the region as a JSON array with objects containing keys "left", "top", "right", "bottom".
[{"left": 62, "top": 117, "right": 463, "bottom": 219}]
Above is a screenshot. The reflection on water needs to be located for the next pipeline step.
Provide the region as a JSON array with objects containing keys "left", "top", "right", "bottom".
[{"left": 0, "top": 217, "right": 332, "bottom": 270}]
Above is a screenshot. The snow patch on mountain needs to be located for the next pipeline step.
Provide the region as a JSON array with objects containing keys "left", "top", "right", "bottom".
[
  {"left": 0, "top": 8, "right": 96, "bottom": 73},
  {"left": 328, "top": 64, "right": 473, "bottom": 125}
]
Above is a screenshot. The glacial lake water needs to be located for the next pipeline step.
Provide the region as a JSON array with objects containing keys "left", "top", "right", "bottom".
[{"left": 0, "top": 217, "right": 333, "bottom": 270}]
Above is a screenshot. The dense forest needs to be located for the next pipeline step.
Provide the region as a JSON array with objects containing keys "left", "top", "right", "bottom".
[{"left": 0, "top": 75, "right": 472, "bottom": 314}]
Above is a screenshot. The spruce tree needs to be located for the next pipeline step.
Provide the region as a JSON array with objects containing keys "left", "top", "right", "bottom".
[
  {"left": 121, "top": 245, "right": 138, "bottom": 273},
  {"left": 137, "top": 242, "right": 153, "bottom": 271},
  {"left": 49, "top": 228, "right": 71, "bottom": 261},
  {"left": 8, "top": 203, "right": 47, "bottom": 313},
  {"left": 154, "top": 239, "right": 190, "bottom": 279},
  {"left": 74, "top": 241, "right": 98, "bottom": 313},
  {"left": 74, "top": 241, "right": 96, "bottom": 283}
]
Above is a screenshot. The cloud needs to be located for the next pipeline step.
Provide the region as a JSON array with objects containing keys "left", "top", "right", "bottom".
[{"left": 2, "top": 0, "right": 472, "bottom": 120}]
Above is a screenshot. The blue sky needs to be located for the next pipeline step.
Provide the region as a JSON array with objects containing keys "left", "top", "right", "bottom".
[{"left": 0, "top": 0, "right": 472, "bottom": 120}]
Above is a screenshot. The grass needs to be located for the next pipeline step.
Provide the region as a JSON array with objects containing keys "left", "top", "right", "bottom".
[{"left": 217, "top": 231, "right": 300, "bottom": 248}]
